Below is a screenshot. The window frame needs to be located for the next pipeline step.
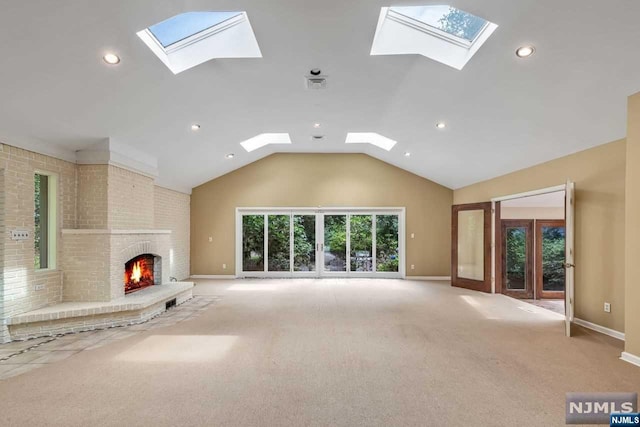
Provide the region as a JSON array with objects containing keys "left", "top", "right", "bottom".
[{"left": 34, "top": 170, "right": 58, "bottom": 271}]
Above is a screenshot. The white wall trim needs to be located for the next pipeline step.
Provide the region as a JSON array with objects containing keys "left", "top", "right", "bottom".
[
  {"left": 190, "top": 275, "right": 237, "bottom": 279},
  {"left": 574, "top": 317, "right": 625, "bottom": 341},
  {"left": 490, "top": 184, "right": 566, "bottom": 202},
  {"left": 620, "top": 352, "right": 640, "bottom": 368},
  {"left": 154, "top": 183, "right": 193, "bottom": 196},
  {"left": 76, "top": 138, "right": 159, "bottom": 179},
  {"left": 406, "top": 276, "right": 451, "bottom": 281}
]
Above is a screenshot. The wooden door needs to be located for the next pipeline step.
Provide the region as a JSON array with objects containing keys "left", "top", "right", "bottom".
[{"left": 452, "top": 203, "right": 492, "bottom": 293}]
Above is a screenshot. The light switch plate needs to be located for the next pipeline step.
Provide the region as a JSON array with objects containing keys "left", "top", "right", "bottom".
[{"left": 10, "top": 230, "right": 30, "bottom": 240}]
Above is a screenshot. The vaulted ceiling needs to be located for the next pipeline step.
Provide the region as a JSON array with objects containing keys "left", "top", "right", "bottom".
[{"left": 1, "top": 0, "right": 639, "bottom": 193}]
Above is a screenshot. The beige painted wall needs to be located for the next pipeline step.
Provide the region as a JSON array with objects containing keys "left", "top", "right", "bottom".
[
  {"left": 191, "top": 153, "right": 453, "bottom": 276},
  {"left": 625, "top": 93, "right": 640, "bottom": 357},
  {"left": 454, "top": 140, "right": 626, "bottom": 332}
]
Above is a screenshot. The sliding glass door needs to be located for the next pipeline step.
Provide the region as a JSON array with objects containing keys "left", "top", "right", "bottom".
[{"left": 238, "top": 208, "right": 404, "bottom": 278}]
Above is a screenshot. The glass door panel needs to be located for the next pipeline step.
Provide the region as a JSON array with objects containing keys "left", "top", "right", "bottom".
[
  {"left": 457, "top": 210, "right": 485, "bottom": 281},
  {"left": 376, "top": 215, "right": 399, "bottom": 272},
  {"left": 501, "top": 219, "right": 534, "bottom": 299},
  {"left": 323, "top": 215, "right": 347, "bottom": 272},
  {"left": 242, "top": 215, "right": 265, "bottom": 272},
  {"left": 536, "top": 220, "right": 566, "bottom": 299},
  {"left": 505, "top": 227, "right": 527, "bottom": 290},
  {"left": 293, "top": 215, "right": 316, "bottom": 272},
  {"left": 267, "top": 215, "right": 290, "bottom": 272},
  {"left": 350, "top": 215, "right": 373, "bottom": 272}
]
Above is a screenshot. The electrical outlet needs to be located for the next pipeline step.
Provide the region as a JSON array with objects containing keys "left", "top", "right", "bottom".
[
  {"left": 10, "top": 230, "right": 30, "bottom": 240},
  {"left": 411, "top": 233, "right": 415, "bottom": 239},
  {"left": 411, "top": 264, "right": 415, "bottom": 270},
  {"left": 604, "top": 302, "right": 611, "bottom": 313},
  {"left": 222, "top": 264, "right": 227, "bottom": 270},
  {"left": 208, "top": 236, "right": 213, "bottom": 243},
  {"left": 34, "top": 284, "right": 45, "bottom": 291}
]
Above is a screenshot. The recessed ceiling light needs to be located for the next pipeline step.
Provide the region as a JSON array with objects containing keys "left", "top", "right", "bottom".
[
  {"left": 313, "top": 123, "right": 321, "bottom": 128},
  {"left": 240, "top": 133, "right": 292, "bottom": 152},
  {"left": 345, "top": 132, "right": 397, "bottom": 151},
  {"left": 436, "top": 122, "right": 446, "bottom": 129},
  {"left": 516, "top": 45, "right": 535, "bottom": 58},
  {"left": 226, "top": 153, "right": 235, "bottom": 159},
  {"left": 191, "top": 124, "right": 201, "bottom": 131},
  {"left": 103, "top": 53, "right": 120, "bottom": 65},
  {"left": 404, "top": 152, "right": 411, "bottom": 157}
]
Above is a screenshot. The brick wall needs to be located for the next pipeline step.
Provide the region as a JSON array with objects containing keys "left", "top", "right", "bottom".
[
  {"left": 0, "top": 143, "right": 192, "bottom": 342},
  {"left": 108, "top": 165, "right": 154, "bottom": 229},
  {"left": 154, "top": 186, "right": 191, "bottom": 280},
  {"left": 0, "top": 169, "right": 5, "bottom": 341},
  {"left": 0, "top": 144, "right": 76, "bottom": 326},
  {"left": 77, "top": 165, "right": 109, "bottom": 229}
]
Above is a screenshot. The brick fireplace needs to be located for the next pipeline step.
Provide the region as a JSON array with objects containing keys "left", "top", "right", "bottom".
[
  {"left": 1, "top": 141, "right": 193, "bottom": 342},
  {"left": 60, "top": 229, "right": 172, "bottom": 301}
]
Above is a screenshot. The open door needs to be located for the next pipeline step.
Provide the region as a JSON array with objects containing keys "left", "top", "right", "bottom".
[
  {"left": 565, "top": 181, "right": 575, "bottom": 337},
  {"left": 452, "top": 203, "right": 492, "bottom": 293}
]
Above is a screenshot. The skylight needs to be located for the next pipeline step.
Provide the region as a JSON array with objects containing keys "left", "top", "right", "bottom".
[
  {"left": 389, "top": 6, "right": 488, "bottom": 42},
  {"left": 240, "top": 133, "right": 292, "bottom": 152},
  {"left": 149, "top": 12, "right": 243, "bottom": 48},
  {"left": 345, "top": 133, "right": 397, "bottom": 151},
  {"left": 137, "top": 11, "right": 262, "bottom": 74},
  {"left": 370, "top": 5, "right": 498, "bottom": 70}
]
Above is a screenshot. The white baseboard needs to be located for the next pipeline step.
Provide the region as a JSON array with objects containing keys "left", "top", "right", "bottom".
[
  {"left": 190, "top": 275, "right": 237, "bottom": 280},
  {"left": 620, "top": 352, "right": 640, "bottom": 368},
  {"left": 406, "top": 276, "right": 451, "bottom": 281},
  {"left": 574, "top": 318, "right": 625, "bottom": 341}
]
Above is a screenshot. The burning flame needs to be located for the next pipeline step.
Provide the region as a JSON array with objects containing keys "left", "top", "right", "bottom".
[{"left": 131, "top": 261, "right": 142, "bottom": 283}]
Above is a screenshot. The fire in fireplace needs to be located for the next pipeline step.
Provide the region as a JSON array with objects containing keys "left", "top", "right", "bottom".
[{"left": 124, "top": 254, "right": 155, "bottom": 294}]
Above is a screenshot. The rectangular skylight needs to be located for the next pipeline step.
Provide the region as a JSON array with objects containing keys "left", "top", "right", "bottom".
[
  {"left": 389, "top": 6, "right": 488, "bottom": 42},
  {"left": 137, "top": 11, "right": 262, "bottom": 74},
  {"left": 149, "top": 11, "right": 243, "bottom": 48},
  {"left": 345, "top": 133, "right": 397, "bottom": 151},
  {"left": 240, "top": 133, "right": 292, "bottom": 152},
  {"left": 370, "top": 5, "right": 498, "bottom": 70}
]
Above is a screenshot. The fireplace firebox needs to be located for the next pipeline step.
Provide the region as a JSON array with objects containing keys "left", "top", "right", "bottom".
[{"left": 124, "top": 254, "right": 159, "bottom": 294}]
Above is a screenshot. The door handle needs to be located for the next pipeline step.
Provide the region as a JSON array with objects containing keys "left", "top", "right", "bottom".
[{"left": 563, "top": 263, "right": 575, "bottom": 269}]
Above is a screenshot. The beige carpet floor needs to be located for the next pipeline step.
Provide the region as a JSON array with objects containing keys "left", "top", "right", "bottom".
[{"left": 0, "top": 278, "right": 637, "bottom": 427}]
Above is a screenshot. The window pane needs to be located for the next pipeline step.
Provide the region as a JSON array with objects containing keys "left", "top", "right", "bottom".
[
  {"left": 242, "top": 215, "right": 264, "bottom": 271},
  {"left": 542, "top": 226, "right": 566, "bottom": 291},
  {"left": 34, "top": 174, "right": 48, "bottom": 269},
  {"left": 324, "top": 215, "right": 347, "bottom": 272},
  {"left": 457, "top": 210, "right": 484, "bottom": 280},
  {"left": 350, "top": 215, "right": 372, "bottom": 272},
  {"left": 268, "top": 215, "right": 290, "bottom": 272},
  {"left": 505, "top": 227, "right": 527, "bottom": 290},
  {"left": 390, "top": 5, "right": 487, "bottom": 42},
  {"left": 376, "top": 215, "right": 399, "bottom": 272},
  {"left": 149, "top": 11, "right": 242, "bottom": 47},
  {"left": 293, "top": 215, "right": 316, "bottom": 272}
]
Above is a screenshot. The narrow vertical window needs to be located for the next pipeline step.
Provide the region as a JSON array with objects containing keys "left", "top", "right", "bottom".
[{"left": 34, "top": 173, "right": 49, "bottom": 269}]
